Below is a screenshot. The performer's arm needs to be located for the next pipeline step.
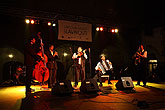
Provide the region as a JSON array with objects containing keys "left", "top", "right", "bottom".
[
  {"left": 84, "top": 53, "right": 88, "bottom": 59},
  {"left": 95, "top": 62, "right": 101, "bottom": 72},
  {"left": 72, "top": 53, "right": 77, "bottom": 59},
  {"left": 83, "top": 50, "right": 88, "bottom": 59},
  {"left": 95, "top": 62, "right": 100, "bottom": 70},
  {"left": 53, "top": 51, "right": 58, "bottom": 57},
  {"left": 143, "top": 51, "right": 147, "bottom": 58},
  {"left": 95, "top": 62, "right": 102, "bottom": 70},
  {"left": 107, "top": 60, "right": 113, "bottom": 69},
  {"left": 53, "top": 51, "right": 59, "bottom": 59},
  {"left": 137, "top": 51, "right": 147, "bottom": 58}
]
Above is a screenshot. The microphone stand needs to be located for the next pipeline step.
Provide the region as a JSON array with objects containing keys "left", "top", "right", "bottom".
[{"left": 88, "top": 48, "right": 92, "bottom": 78}]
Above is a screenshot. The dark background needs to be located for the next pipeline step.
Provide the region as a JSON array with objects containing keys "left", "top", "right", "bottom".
[{"left": 0, "top": 0, "right": 164, "bottom": 82}]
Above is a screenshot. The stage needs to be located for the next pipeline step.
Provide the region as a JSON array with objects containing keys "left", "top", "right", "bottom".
[{"left": 0, "top": 80, "right": 165, "bottom": 110}]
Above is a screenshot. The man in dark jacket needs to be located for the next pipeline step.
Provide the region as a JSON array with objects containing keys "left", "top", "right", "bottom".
[
  {"left": 24, "top": 37, "right": 41, "bottom": 93},
  {"left": 45, "top": 44, "right": 58, "bottom": 88}
]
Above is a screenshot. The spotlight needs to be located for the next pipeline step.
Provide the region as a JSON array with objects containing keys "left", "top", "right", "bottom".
[
  {"left": 111, "top": 28, "right": 119, "bottom": 33},
  {"left": 115, "top": 29, "right": 119, "bottom": 33},
  {"left": 111, "top": 29, "right": 115, "bottom": 33},
  {"left": 48, "top": 22, "right": 51, "bottom": 26},
  {"left": 63, "top": 53, "right": 68, "bottom": 57},
  {"left": 31, "top": 19, "right": 34, "bottom": 24},
  {"left": 96, "top": 27, "right": 100, "bottom": 31},
  {"left": 8, "top": 54, "right": 14, "bottom": 59},
  {"left": 52, "top": 23, "right": 56, "bottom": 27},
  {"left": 25, "top": 19, "right": 30, "bottom": 24},
  {"left": 100, "top": 27, "right": 104, "bottom": 31}
]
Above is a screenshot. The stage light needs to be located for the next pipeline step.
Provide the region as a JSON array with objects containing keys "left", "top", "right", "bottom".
[
  {"left": 96, "top": 27, "right": 100, "bottom": 31},
  {"left": 63, "top": 53, "right": 68, "bottom": 57},
  {"left": 52, "top": 23, "right": 56, "bottom": 27},
  {"left": 31, "top": 20, "right": 34, "bottom": 24},
  {"left": 115, "top": 29, "right": 119, "bottom": 33},
  {"left": 100, "top": 27, "right": 104, "bottom": 31},
  {"left": 111, "top": 29, "right": 115, "bottom": 33},
  {"left": 25, "top": 19, "right": 30, "bottom": 24},
  {"left": 8, "top": 54, "right": 14, "bottom": 59},
  {"left": 48, "top": 22, "right": 51, "bottom": 26},
  {"left": 111, "top": 28, "right": 119, "bottom": 33}
]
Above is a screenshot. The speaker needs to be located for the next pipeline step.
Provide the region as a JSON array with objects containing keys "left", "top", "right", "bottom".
[
  {"left": 115, "top": 77, "right": 134, "bottom": 90},
  {"left": 52, "top": 80, "right": 73, "bottom": 95},
  {"left": 80, "top": 79, "right": 100, "bottom": 93}
]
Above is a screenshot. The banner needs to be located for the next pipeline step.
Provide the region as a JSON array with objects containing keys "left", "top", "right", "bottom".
[{"left": 58, "top": 20, "right": 92, "bottom": 42}]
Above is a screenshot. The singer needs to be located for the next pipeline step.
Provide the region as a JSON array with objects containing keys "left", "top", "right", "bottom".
[{"left": 72, "top": 46, "right": 88, "bottom": 88}]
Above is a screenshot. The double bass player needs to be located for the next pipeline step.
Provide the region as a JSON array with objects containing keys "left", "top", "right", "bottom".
[
  {"left": 25, "top": 32, "right": 49, "bottom": 94},
  {"left": 32, "top": 32, "right": 49, "bottom": 86},
  {"left": 24, "top": 35, "right": 41, "bottom": 93}
]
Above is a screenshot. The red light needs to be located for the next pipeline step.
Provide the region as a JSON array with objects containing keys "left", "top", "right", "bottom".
[
  {"left": 100, "top": 27, "right": 103, "bottom": 31},
  {"left": 31, "top": 20, "right": 34, "bottom": 24},
  {"left": 48, "top": 22, "right": 51, "bottom": 26},
  {"left": 111, "top": 29, "right": 119, "bottom": 33},
  {"left": 111, "top": 29, "right": 115, "bottom": 33}
]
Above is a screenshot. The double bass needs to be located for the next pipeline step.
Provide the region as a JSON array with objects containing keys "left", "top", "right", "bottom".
[{"left": 33, "top": 33, "right": 49, "bottom": 84}]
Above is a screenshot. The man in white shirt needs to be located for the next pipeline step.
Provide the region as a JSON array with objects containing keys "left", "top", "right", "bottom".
[
  {"left": 72, "top": 47, "right": 88, "bottom": 87},
  {"left": 95, "top": 55, "right": 113, "bottom": 86}
]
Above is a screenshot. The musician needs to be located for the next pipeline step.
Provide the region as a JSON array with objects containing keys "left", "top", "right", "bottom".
[
  {"left": 13, "top": 66, "right": 23, "bottom": 85},
  {"left": 45, "top": 44, "right": 58, "bottom": 88},
  {"left": 95, "top": 55, "right": 113, "bottom": 86},
  {"left": 32, "top": 31, "right": 50, "bottom": 86},
  {"left": 133, "top": 44, "right": 147, "bottom": 86},
  {"left": 72, "top": 47, "right": 88, "bottom": 87},
  {"left": 24, "top": 36, "right": 41, "bottom": 92}
]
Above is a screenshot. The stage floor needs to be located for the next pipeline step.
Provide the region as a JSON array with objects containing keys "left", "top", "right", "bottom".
[{"left": 0, "top": 80, "right": 165, "bottom": 110}]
